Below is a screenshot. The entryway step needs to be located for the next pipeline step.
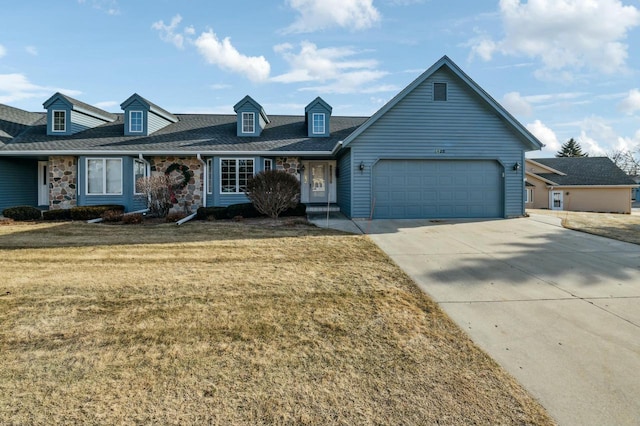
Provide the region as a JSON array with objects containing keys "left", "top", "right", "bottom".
[{"left": 305, "top": 204, "right": 341, "bottom": 213}]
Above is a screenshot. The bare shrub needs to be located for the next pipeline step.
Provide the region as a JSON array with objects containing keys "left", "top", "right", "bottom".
[
  {"left": 101, "top": 210, "right": 123, "bottom": 223},
  {"left": 245, "top": 170, "right": 300, "bottom": 219},
  {"left": 122, "top": 213, "right": 144, "bottom": 224},
  {"left": 165, "top": 212, "right": 187, "bottom": 223},
  {"left": 136, "top": 175, "right": 173, "bottom": 218}
]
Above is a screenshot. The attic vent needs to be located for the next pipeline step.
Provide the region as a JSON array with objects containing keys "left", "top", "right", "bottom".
[{"left": 434, "top": 83, "right": 447, "bottom": 101}]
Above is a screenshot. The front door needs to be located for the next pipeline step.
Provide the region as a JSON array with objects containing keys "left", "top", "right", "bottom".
[
  {"left": 551, "top": 191, "right": 563, "bottom": 210},
  {"left": 309, "top": 162, "right": 329, "bottom": 203},
  {"left": 38, "top": 161, "right": 49, "bottom": 206}
]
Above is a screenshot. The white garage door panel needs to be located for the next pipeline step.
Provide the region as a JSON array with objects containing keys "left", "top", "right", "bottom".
[{"left": 372, "top": 160, "right": 503, "bottom": 219}]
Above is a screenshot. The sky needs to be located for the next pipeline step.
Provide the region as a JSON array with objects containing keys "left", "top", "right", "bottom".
[{"left": 1, "top": 0, "right": 639, "bottom": 158}]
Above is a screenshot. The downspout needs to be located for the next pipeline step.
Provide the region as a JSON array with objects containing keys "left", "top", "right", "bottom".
[
  {"left": 196, "top": 154, "right": 207, "bottom": 208},
  {"left": 138, "top": 154, "right": 152, "bottom": 209}
]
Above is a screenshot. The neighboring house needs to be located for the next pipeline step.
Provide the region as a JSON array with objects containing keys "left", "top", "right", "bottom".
[
  {"left": 0, "top": 56, "right": 542, "bottom": 219},
  {"left": 525, "top": 157, "right": 638, "bottom": 214}
]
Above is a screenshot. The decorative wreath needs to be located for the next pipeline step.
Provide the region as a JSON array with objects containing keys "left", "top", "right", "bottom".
[{"left": 165, "top": 163, "right": 192, "bottom": 189}]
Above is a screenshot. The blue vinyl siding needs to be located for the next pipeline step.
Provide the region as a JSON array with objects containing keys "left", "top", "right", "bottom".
[
  {"left": 0, "top": 158, "right": 38, "bottom": 211},
  {"left": 336, "top": 149, "right": 352, "bottom": 217},
  {"left": 348, "top": 67, "right": 526, "bottom": 218}
]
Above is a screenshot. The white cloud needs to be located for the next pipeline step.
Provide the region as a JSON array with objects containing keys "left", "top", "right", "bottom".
[
  {"left": 194, "top": 31, "right": 270, "bottom": 83},
  {"left": 0, "top": 44, "right": 6, "bottom": 58},
  {"left": 618, "top": 89, "right": 640, "bottom": 115},
  {"left": 283, "top": 0, "right": 381, "bottom": 33},
  {"left": 94, "top": 100, "right": 118, "bottom": 110},
  {"left": 526, "top": 119, "right": 561, "bottom": 155},
  {"left": 576, "top": 115, "right": 619, "bottom": 156},
  {"left": 0, "top": 73, "right": 81, "bottom": 104},
  {"left": 272, "top": 41, "right": 396, "bottom": 94},
  {"left": 152, "top": 14, "right": 188, "bottom": 49},
  {"left": 209, "top": 84, "right": 231, "bottom": 90},
  {"left": 502, "top": 92, "right": 533, "bottom": 116},
  {"left": 78, "top": 0, "right": 120, "bottom": 15},
  {"left": 25, "top": 46, "right": 38, "bottom": 56},
  {"left": 471, "top": 0, "right": 640, "bottom": 76},
  {"left": 616, "top": 129, "right": 640, "bottom": 152}
]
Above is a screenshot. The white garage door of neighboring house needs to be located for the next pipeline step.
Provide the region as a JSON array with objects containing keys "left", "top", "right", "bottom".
[{"left": 372, "top": 159, "right": 503, "bottom": 219}]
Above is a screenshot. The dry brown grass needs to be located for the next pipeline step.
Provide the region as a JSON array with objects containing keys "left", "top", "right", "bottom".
[
  {"left": 528, "top": 209, "right": 640, "bottom": 245},
  {"left": 0, "top": 221, "right": 553, "bottom": 425}
]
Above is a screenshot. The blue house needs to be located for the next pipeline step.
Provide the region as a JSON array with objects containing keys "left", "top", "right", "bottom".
[{"left": 0, "top": 56, "right": 542, "bottom": 218}]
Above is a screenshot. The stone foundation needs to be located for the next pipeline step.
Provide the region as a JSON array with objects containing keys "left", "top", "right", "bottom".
[
  {"left": 276, "top": 157, "right": 301, "bottom": 176},
  {"left": 150, "top": 156, "right": 203, "bottom": 214},
  {"left": 49, "top": 156, "right": 77, "bottom": 210}
]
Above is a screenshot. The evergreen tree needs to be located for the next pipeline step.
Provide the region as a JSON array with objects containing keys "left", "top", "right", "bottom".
[{"left": 556, "top": 138, "right": 588, "bottom": 157}]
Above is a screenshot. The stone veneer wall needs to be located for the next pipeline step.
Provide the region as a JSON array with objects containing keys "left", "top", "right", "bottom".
[
  {"left": 150, "top": 156, "right": 203, "bottom": 214},
  {"left": 276, "top": 157, "right": 301, "bottom": 176},
  {"left": 49, "top": 156, "right": 77, "bottom": 210}
]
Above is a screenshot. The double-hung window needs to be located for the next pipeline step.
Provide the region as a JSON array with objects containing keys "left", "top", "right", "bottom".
[
  {"left": 52, "top": 110, "right": 66, "bottom": 132},
  {"left": 242, "top": 112, "right": 255, "bottom": 134},
  {"left": 312, "top": 113, "right": 325, "bottom": 134},
  {"left": 133, "top": 159, "right": 147, "bottom": 194},
  {"left": 86, "top": 158, "right": 122, "bottom": 195},
  {"left": 220, "top": 158, "right": 254, "bottom": 193},
  {"left": 525, "top": 188, "right": 534, "bottom": 204},
  {"left": 129, "top": 111, "right": 143, "bottom": 133},
  {"left": 264, "top": 159, "right": 273, "bottom": 171}
]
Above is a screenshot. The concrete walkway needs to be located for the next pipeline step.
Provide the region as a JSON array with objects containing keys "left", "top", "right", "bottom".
[
  {"left": 362, "top": 218, "right": 640, "bottom": 426},
  {"left": 307, "top": 212, "right": 363, "bottom": 234}
]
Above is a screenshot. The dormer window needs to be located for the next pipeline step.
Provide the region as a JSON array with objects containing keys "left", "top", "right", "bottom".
[
  {"left": 312, "top": 113, "right": 325, "bottom": 134},
  {"left": 52, "top": 110, "right": 66, "bottom": 132},
  {"left": 242, "top": 112, "right": 255, "bottom": 134},
  {"left": 129, "top": 111, "right": 143, "bottom": 133}
]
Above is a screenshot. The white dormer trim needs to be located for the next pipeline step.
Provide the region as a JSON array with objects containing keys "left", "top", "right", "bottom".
[
  {"left": 242, "top": 112, "right": 255, "bottom": 134},
  {"left": 312, "top": 113, "right": 325, "bottom": 134},
  {"left": 129, "top": 110, "right": 143, "bottom": 133},
  {"left": 52, "top": 110, "right": 66, "bottom": 132}
]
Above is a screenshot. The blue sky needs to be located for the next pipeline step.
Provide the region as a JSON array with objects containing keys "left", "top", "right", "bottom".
[{"left": 1, "top": 0, "right": 639, "bottom": 157}]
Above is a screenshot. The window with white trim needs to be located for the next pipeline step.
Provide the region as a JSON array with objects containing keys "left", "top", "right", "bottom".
[
  {"left": 525, "top": 188, "right": 534, "bottom": 204},
  {"left": 220, "top": 158, "right": 254, "bottom": 193},
  {"left": 312, "top": 113, "right": 325, "bottom": 134},
  {"left": 434, "top": 83, "right": 447, "bottom": 101},
  {"left": 242, "top": 112, "right": 255, "bottom": 133},
  {"left": 133, "top": 159, "right": 147, "bottom": 194},
  {"left": 86, "top": 158, "right": 122, "bottom": 195},
  {"left": 129, "top": 111, "right": 143, "bottom": 133},
  {"left": 264, "top": 158, "right": 273, "bottom": 171},
  {"left": 53, "top": 110, "right": 66, "bottom": 132},
  {"left": 206, "top": 158, "right": 213, "bottom": 194}
]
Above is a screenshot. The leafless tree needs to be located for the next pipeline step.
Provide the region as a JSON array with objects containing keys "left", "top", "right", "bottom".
[
  {"left": 608, "top": 147, "right": 640, "bottom": 176},
  {"left": 135, "top": 175, "right": 174, "bottom": 217}
]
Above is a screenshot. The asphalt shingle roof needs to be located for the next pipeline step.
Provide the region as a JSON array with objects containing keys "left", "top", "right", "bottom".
[
  {"left": 0, "top": 111, "right": 368, "bottom": 154},
  {"left": 533, "top": 157, "right": 636, "bottom": 186},
  {"left": 0, "top": 105, "right": 43, "bottom": 145},
  {"left": 55, "top": 93, "right": 118, "bottom": 122}
]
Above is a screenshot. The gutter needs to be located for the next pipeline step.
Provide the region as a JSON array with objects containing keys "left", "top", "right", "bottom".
[
  {"left": 0, "top": 149, "right": 336, "bottom": 157},
  {"left": 331, "top": 140, "right": 344, "bottom": 155},
  {"left": 176, "top": 212, "right": 197, "bottom": 226}
]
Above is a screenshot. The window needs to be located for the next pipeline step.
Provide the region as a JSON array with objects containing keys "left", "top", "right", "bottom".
[
  {"left": 53, "top": 110, "right": 66, "bottom": 132},
  {"left": 86, "top": 158, "right": 122, "bottom": 195},
  {"left": 264, "top": 159, "right": 273, "bottom": 171},
  {"left": 206, "top": 158, "right": 213, "bottom": 194},
  {"left": 129, "top": 111, "right": 143, "bottom": 133},
  {"left": 312, "top": 113, "right": 325, "bottom": 134},
  {"left": 220, "top": 158, "right": 254, "bottom": 193},
  {"left": 133, "top": 159, "right": 147, "bottom": 194},
  {"left": 242, "top": 112, "right": 255, "bottom": 133},
  {"left": 434, "top": 83, "right": 447, "bottom": 101},
  {"left": 525, "top": 188, "right": 533, "bottom": 204}
]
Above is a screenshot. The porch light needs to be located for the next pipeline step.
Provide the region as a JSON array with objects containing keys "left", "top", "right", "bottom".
[
  {"left": 359, "top": 161, "right": 365, "bottom": 171},
  {"left": 298, "top": 164, "right": 305, "bottom": 174},
  {"left": 513, "top": 162, "right": 521, "bottom": 171}
]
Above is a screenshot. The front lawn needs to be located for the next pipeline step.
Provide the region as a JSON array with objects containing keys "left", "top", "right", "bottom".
[{"left": 0, "top": 221, "right": 552, "bottom": 425}]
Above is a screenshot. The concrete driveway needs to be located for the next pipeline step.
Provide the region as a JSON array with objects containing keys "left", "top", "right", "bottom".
[{"left": 360, "top": 216, "right": 640, "bottom": 426}]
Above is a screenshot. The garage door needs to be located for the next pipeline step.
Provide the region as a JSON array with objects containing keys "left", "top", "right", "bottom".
[{"left": 372, "top": 160, "right": 503, "bottom": 219}]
